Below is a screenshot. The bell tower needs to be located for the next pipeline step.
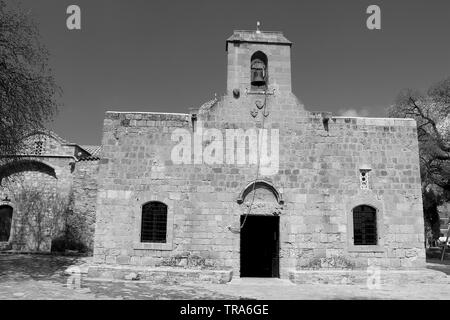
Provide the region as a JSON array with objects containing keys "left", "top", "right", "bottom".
[{"left": 226, "top": 24, "right": 292, "bottom": 96}]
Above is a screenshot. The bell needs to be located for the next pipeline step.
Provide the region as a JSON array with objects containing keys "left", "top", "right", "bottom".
[
  {"left": 251, "top": 59, "right": 266, "bottom": 87},
  {"left": 251, "top": 69, "right": 266, "bottom": 86}
]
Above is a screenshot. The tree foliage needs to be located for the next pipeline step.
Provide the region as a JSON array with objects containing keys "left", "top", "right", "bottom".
[
  {"left": 0, "top": 1, "right": 59, "bottom": 156},
  {"left": 389, "top": 77, "right": 450, "bottom": 242},
  {"left": 389, "top": 78, "right": 450, "bottom": 190}
]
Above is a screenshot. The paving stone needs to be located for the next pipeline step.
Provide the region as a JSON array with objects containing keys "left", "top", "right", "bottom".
[{"left": 1, "top": 254, "right": 450, "bottom": 300}]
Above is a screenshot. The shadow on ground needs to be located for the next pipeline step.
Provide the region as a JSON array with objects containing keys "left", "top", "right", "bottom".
[
  {"left": 426, "top": 248, "right": 450, "bottom": 275},
  {"left": 82, "top": 280, "right": 246, "bottom": 300},
  {"left": 0, "top": 254, "right": 80, "bottom": 284},
  {"left": 0, "top": 254, "right": 244, "bottom": 299}
]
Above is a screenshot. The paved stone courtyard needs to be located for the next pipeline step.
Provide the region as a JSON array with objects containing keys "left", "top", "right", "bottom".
[{"left": 1, "top": 254, "right": 450, "bottom": 300}]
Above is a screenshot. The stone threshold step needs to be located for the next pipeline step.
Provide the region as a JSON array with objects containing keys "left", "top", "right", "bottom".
[{"left": 66, "top": 264, "right": 234, "bottom": 284}]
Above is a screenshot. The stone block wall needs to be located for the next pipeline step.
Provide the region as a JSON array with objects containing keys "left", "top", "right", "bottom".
[
  {"left": 93, "top": 92, "right": 425, "bottom": 278},
  {"left": 71, "top": 160, "right": 100, "bottom": 252}
]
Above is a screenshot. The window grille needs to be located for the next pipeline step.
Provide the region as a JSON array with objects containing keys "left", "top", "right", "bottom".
[
  {"left": 141, "top": 202, "right": 167, "bottom": 243},
  {"left": 34, "top": 140, "right": 44, "bottom": 155},
  {"left": 353, "top": 205, "right": 377, "bottom": 245},
  {"left": 360, "top": 169, "right": 370, "bottom": 189}
]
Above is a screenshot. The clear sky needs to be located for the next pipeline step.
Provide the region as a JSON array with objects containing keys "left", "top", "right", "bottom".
[{"left": 11, "top": 0, "right": 450, "bottom": 145}]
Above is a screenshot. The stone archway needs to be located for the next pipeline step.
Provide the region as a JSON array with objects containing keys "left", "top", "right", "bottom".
[
  {"left": 0, "top": 160, "right": 63, "bottom": 251},
  {"left": 238, "top": 179, "right": 282, "bottom": 278},
  {"left": 0, "top": 160, "right": 57, "bottom": 185}
]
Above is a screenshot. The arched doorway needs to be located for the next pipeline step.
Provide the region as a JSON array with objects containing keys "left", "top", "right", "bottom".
[
  {"left": 238, "top": 180, "right": 282, "bottom": 278},
  {"left": 0, "top": 205, "right": 13, "bottom": 242},
  {"left": 240, "top": 215, "right": 279, "bottom": 277}
]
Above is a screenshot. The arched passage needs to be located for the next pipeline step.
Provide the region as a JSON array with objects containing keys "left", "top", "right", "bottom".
[
  {"left": 0, "top": 160, "right": 56, "bottom": 184},
  {"left": 0, "top": 160, "right": 59, "bottom": 251},
  {"left": 0, "top": 205, "right": 13, "bottom": 242}
]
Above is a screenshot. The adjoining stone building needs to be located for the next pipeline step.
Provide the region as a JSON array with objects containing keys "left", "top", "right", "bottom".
[
  {"left": 0, "top": 130, "right": 100, "bottom": 252},
  {"left": 92, "top": 28, "right": 426, "bottom": 279}
]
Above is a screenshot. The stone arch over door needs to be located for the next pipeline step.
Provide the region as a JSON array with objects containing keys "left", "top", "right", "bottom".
[
  {"left": 237, "top": 179, "right": 284, "bottom": 216},
  {"left": 237, "top": 180, "right": 283, "bottom": 204}
]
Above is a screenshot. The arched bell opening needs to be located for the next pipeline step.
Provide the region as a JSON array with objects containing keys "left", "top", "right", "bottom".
[{"left": 250, "top": 51, "right": 268, "bottom": 90}]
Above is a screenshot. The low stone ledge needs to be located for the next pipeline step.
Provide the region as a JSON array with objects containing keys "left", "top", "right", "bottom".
[
  {"left": 289, "top": 268, "right": 449, "bottom": 285},
  {"left": 331, "top": 116, "right": 417, "bottom": 127},
  {"left": 78, "top": 264, "right": 233, "bottom": 284}
]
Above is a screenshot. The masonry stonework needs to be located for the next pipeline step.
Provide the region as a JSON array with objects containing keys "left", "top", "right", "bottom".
[
  {"left": 92, "top": 29, "right": 426, "bottom": 279},
  {"left": 71, "top": 160, "right": 100, "bottom": 251},
  {"left": 0, "top": 131, "right": 100, "bottom": 253}
]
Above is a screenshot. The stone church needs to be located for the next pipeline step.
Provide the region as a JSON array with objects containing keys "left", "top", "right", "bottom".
[{"left": 0, "top": 28, "right": 426, "bottom": 280}]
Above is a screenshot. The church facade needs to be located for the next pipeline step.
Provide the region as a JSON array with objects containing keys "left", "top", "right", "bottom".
[{"left": 91, "top": 29, "right": 426, "bottom": 278}]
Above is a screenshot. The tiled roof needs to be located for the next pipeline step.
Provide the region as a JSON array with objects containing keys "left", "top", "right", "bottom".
[
  {"left": 81, "top": 145, "right": 102, "bottom": 157},
  {"left": 79, "top": 145, "right": 102, "bottom": 161}
]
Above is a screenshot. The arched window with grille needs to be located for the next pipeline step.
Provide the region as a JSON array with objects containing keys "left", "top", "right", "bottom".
[
  {"left": 141, "top": 201, "right": 167, "bottom": 243},
  {"left": 353, "top": 205, "right": 377, "bottom": 245}
]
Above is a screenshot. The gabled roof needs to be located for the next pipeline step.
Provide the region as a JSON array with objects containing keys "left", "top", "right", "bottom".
[
  {"left": 19, "top": 129, "right": 101, "bottom": 161},
  {"left": 22, "top": 129, "right": 70, "bottom": 144}
]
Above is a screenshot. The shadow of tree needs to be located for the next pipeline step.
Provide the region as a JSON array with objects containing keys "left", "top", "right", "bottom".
[
  {"left": 12, "top": 185, "right": 69, "bottom": 251},
  {"left": 0, "top": 254, "right": 81, "bottom": 284},
  {"left": 0, "top": 254, "right": 244, "bottom": 300},
  {"left": 1, "top": 164, "right": 90, "bottom": 253},
  {"left": 426, "top": 257, "right": 450, "bottom": 275}
]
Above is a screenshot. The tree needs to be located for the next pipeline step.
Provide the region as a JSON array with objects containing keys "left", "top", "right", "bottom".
[
  {"left": 0, "top": 1, "right": 59, "bottom": 157},
  {"left": 389, "top": 77, "right": 450, "bottom": 242}
]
